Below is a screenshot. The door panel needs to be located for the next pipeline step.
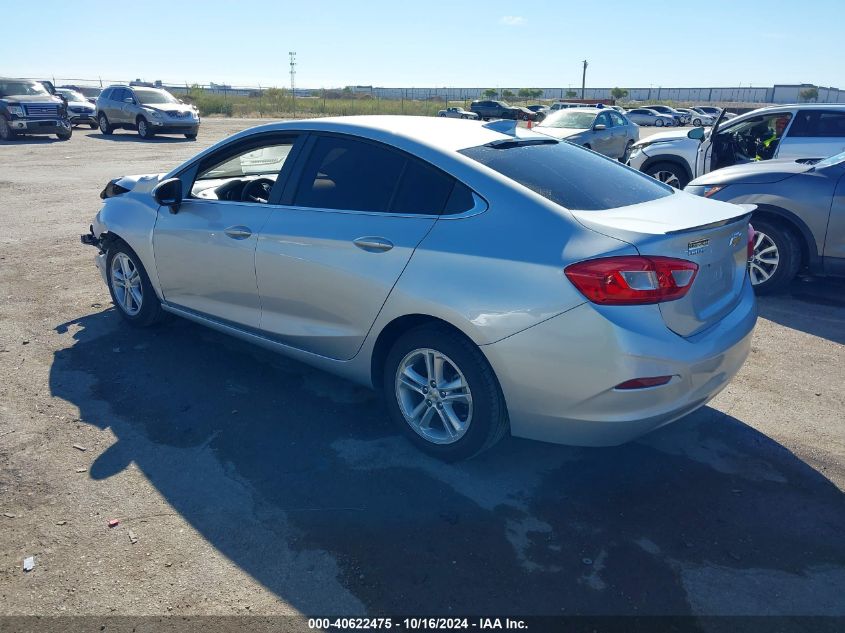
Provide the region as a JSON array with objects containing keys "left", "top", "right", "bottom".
[
  {"left": 153, "top": 200, "right": 273, "bottom": 327},
  {"left": 779, "top": 137, "right": 845, "bottom": 160},
  {"left": 824, "top": 172, "right": 845, "bottom": 264},
  {"left": 256, "top": 209, "right": 435, "bottom": 359}
]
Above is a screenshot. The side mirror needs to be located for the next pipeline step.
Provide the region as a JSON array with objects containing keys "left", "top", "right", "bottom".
[
  {"left": 152, "top": 178, "right": 183, "bottom": 213},
  {"left": 687, "top": 127, "right": 706, "bottom": 141},
  {"left": 593, "top": 123, "right": 607, "bottom": 131}
]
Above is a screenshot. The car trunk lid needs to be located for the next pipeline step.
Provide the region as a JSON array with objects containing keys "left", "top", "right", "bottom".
[{"left": 570, "top": 193, "right": 752, "bottom": 337}]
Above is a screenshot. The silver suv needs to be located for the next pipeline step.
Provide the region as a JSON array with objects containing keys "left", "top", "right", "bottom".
[{"left": 96, "top": 85, "right": 199, "bottom": 140}]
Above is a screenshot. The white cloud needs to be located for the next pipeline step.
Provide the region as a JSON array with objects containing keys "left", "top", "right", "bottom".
[{"left": 499, "top": 15, "right": 526, "bottom": 26}]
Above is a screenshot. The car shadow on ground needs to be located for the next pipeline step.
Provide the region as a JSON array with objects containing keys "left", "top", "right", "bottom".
[
  {"left": 0, "top": 137, "right": 69, "bottom": 145},
  {"left": 757, "top": 277, "right": 845, "bottom": 344},
  {"left": 87, "top": 132, "right": 195, "bottom": 143},
  {"left": 49, "top": 309, "right": 845, "bottom": 618}
]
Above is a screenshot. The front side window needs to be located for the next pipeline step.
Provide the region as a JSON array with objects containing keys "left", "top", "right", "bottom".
[
  {"left": 609, "top": 111, "right": 627, "bottom": 126},
  {"left": 460, "top": 141, "right": 673, "bottom": 211},
  {"left": 191, "top": 138, "right": 297, "bottom": 203},
  {"left": 538, "top": 110, "right": 597, "bottom": 129}
]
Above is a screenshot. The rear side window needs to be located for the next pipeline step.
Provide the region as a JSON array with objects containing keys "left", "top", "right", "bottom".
[
  {"left": 789, "top": 111, "right": 845, "bottom": 138},
  {"left": 460, "top": 141, "right": 673, "bottom": 210},
  {"left": 292, "top": 135, "right": 473, "bottom": 215}
]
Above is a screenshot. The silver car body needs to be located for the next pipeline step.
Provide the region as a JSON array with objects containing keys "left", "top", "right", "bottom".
[
  {"left": 438, "top": 107, "right": 479, "bottom": 120},
  {"left": 677, "top": 108, "right": 715, "bottom": 127},
  {"left": 686, "top": 152, "right": 845, "bottom": 279},
  {"left": 625, "top": 108, "right": 676, "bottom": 127},
  {"left": 95, "top": 85, "right": 199, "bottom": 135},
  {"left": 87, "top": 116, "right": 756, "bottom": 447},
  {"left": 535, "top": 108, "right": 639, "bottom": 159},
  {"left": 56, "top": 89, "right": 96, "bottom": 126}
]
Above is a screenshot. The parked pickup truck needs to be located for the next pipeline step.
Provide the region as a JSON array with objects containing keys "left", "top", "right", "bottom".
[{"left": 0, "top": 78, "right": 72, "bottom": 141}]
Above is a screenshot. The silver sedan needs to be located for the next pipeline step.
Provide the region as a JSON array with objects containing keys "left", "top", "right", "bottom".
[
  {"left": 82, "top": 116, "right": 757, "bottom": 460},
  {"left": 626, "top": 108, "right": 676, "bottom": 127},
  {"left": 535, "top": 107, "right": 640, "bottom": 160}
]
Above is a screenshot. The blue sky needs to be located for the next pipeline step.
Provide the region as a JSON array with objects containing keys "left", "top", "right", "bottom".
[{"left": 3, "top": 0, "right": 841, "bottom": 89}]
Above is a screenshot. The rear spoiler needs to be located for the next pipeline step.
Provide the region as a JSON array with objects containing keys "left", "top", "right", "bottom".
[{"left": 665, "top": 207, "right": 755, "bottom": 234}]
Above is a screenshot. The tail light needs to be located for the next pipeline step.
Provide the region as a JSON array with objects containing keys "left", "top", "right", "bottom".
[
  {"left": 747, "top": 223, "right": 755, "bottom": 260},
  {"left": 564, "top": 256, "right": 698, "bottom": 305}
]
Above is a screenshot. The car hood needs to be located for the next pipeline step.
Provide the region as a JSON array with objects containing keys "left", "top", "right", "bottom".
[
  {"left": 689, "top": 159, "right": 810, "bottom": 186},
  {"left": 67, "top": 100, "right": 93, "bottom": 108},
  {"left": 638, "top": 128, "right": 690, "bottom": 143},
  {"left": 535, "top": 127, "right": 587, "bottom": 140},
  {"left": 1, "top": 94, "right": 63, "bottom": 104},
  {"left": 141, "top": 103, "right": 193, "bottom": 114}
]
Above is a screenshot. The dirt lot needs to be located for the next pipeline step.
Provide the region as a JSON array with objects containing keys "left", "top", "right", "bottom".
[{"left": 1, "top": 119, "right": 844, "bottom": 624}]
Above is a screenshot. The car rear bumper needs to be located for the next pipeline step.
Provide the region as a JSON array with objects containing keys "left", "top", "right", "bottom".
[
  {"left": 8, "top": 119, "right": 71, "bottom": 134},
  {"left": 481, "top": 277, "right": 757, "bottom": 447}
]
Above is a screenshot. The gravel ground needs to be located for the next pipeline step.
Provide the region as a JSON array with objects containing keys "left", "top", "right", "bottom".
[{"left": 0, "top": 119, "right": 843, "bottom": 623}]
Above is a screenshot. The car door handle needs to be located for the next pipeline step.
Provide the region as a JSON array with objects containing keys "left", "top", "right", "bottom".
[
  {"left": 224, "top": 226, "right": 252, "bottom": 240},
  {"left": 353, "top": 236, "right": 394, "bottom": 252}
]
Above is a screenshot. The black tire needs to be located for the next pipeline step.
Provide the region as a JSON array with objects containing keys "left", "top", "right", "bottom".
[
  {"left": 185, "top": 133, "right": 197, "bottom": 139},
  {"left": 383, "top": 324, "right": 509, "bottom": 461},
  {"left": 693, "top": 118, "right": 702, "bottom": 127},
  {"left": 89, "top": 122, "right": 98, "bottom": 129},
  {"left": 655, "top": 118, "right": 664, "bottom": 127},
  {"left": 620, "top": 140, "right": 633, "bottom": 162},
  {"left": 105, "top": 241, "right": 165, "bottom": 327},
  {"left": 98, "top": 112, "right": 113, "bottom": 135},
  {"left": 646, "top": 161, "right": 688, "bottom": 189},
  {"left": 748, "top": 219, "right": 802, "bottom": 294},
  {"left": 56, "top": 128, "right": 72, "bottom": 141},
  {"left": 0, "top": 115, "right": 17, "bottom": 141},
  {"left": 137, "top": 117, "right": 154, "bottom": 139}
]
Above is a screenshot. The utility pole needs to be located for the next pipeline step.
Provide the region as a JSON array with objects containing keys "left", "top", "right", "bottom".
[
  {"left": 581, "top": 59, "right": 588, "bottom": 100},
  {"left": 289, "top": 51, "right": 297, "bottom": 119}
]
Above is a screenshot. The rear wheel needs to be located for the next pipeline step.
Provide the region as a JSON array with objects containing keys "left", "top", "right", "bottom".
[
  {"left": 748, "top": 220, "right": 801, "bottom": 294},
  {"left": 646, "top": 161, "right": 688, "bottom": 189},
  {"left": 383, "top": 325, "right": 509, "bottom": 461},
  {"left": 693, "top": 117, "right": 702, "bottom": 126},
  {"left": 0, "top": 116, "right": 17, "bottom": 141},
  {"left": 89, "top": 122, "right": 98, "bottom": 129},
  {"left": 98, "top": 112, "right": 113, "bottom": 135},
  {"left": 56, "top": 127, "right": 72, "bottom": 141},
  {"left": 185, "top": 133, "right": 197, "bottom": 140},
  {"left": 655, "top": 118, "right": 664, "bottom": 127},
  {"left": 620, "top": 140, "right": 633, "bottom": 162},
  {"left": 106, "top": 241, "right": 165, "bottom": 327}
]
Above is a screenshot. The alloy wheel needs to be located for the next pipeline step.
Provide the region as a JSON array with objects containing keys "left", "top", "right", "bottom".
[
  {"left": 748, "top": 230, "right": 779, "bottom": 285},
  {"left": 110, "top": 253, "right": 143, "bottom": 316},
  {"left": 395, "top": 348, "right": 473, "bottom": 445},
  {"left": 653, "top": 170, "right": 681, "bottom": 188}
]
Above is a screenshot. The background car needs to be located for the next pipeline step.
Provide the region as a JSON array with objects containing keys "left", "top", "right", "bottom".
[
  {"left": 676, "top": 108, "right": 714, "bottom": 127},
  {"left": 625, "top": 107, "right": 676, "bottom": 127},
  {"left": 437, "top": 106, "right": 478, "bottom": 119},
  {"left": 628, "top": 104, "right": 845, "bottom": 189},
  {"left": 645, "top": 105, "right": 689, "bottom": 126},
  {"left": 96, "top": 85, "right": 200, "bottom": 139},
  {"left": 535, "top": 107, "right": 639, "bottom": 160},
  {"left": 0, "top": 77, "right": 71, "bottom": 141},
  {"left": 686, "top": 151, "right": 845, "bottom": 293},
  {"left": 469, "top": 100, "right": 536, "bottom": 121},
  {"left": 695, "top": 105, "right": 737, "bottom": 120},
  {"left": 56, "top": 88, "right": 97, "bottom": 128},
  {"left": 526, "top": 104, "right": 549, "bottom": 121},
  {"left": 549, "top": 102, "right": 585, "bottom": 111},
  {"left": 59, "top": 84, "right": 101, "bottom": 104},
  {"left": 81, "top": 115, "right": 755, "bottom": 460}
]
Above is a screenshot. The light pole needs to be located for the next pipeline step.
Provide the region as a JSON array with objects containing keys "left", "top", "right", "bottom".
[
  {"left": 289, "top": 51, "right": 297, "bottom": 119},
  {"left": 581, "top": 59, "right": 588, "bottom": 100}
]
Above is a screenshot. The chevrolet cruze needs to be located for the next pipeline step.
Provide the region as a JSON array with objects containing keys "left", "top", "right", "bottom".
[{"left": 81, "top": 116, "right": 757, "bottom": 460}]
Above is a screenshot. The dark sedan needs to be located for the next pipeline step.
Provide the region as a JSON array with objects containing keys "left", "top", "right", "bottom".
[{"left": 686, "top": 151, "right": 845, "bottom": 293}]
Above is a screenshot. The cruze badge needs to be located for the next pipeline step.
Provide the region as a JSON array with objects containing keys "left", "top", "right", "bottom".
[
  {"left": 687, "top": 238, "right": 710, "bottom": 255},
  {"left": 729, "top": 231, "right": 744, "bottom": 247}
]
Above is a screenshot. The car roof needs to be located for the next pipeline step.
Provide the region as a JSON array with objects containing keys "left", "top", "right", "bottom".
[{"left": 197, "top": 115, "right": 551, "bottom": 155}]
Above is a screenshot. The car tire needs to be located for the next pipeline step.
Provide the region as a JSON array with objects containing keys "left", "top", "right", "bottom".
[
  {"left": 383, "top": 324, "right": 509, "bottom": 461},
  {"left": 98, "top": 113, "right": 113, "bottom": 135},
  {"left": 693, "top": 118, "right": 702, "bottom": 126},
  {"left": 620, "top": 140, "right": 633, "bottom": 162},
  {"left": 0, "top": 115, "right": 17, "bottom": 141},
  {"left": 137, "top": 117, "right": 154, "bottom": 139},
  {"left": 89, "top": 122, "right": 98, "bottom": 129},
  {"left": 439, "top": 113, "right": 446, "bottom": 117},
  {"left": 106, "top": 241, "right": 165, "bottom": 327},
  {"left": 56, "top": 128, "right": 72, "bottom": 141},
  {"left": 747, "top": 219, "right": 801, "bottom": 294},
  {"left": 646, "top": 161, "right": 688, "bottom": 189},
  {"left": 461, "top": 114, "right": 468, "bottom": 119},
  {"left": 655, "top": 119, "right": 664, "bottom": 127},
  {"left": 185, "top": 133, "right": 197, "bottom": 140}
]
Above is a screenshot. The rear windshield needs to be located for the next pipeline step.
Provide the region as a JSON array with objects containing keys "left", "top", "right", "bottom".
[{"left": 460, "top": 141, "right": 674, "bottom": 210}]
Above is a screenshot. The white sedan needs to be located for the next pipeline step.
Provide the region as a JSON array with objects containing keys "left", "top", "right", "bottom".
[{"left": 437, "top": 107, "right": 478, "bottom": 120}]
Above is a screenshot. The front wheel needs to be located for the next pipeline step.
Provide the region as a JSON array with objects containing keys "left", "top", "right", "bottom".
[
  {"left": 0, "top": 116, "right": 17, "bottom": 141},
  {"left": 137, "top": 117, "right": 154, "bottom": 139},
  {"left": 89, "top": 122, "right": 98, "bottom": 129},
  {"left": 748, "top": 220, "right": 801, "bottom": 294},
  {"left": 383, "top": 325, "right": 509, "bottom": 461},
  {"left": 106, "top": 242, "right": 165, "bottom": 327},
  {"left": 185, "top": 133, "right": 197, "bottom": 139},
  {"left": 646, "top": 161, "right": 688, "bottom": 189},
  {"left": 655, "top": 118, "right": 664, "bottom": 127},
  {"left": 620, "top": 140, "right": 633, "bottom": 162},
  {"left": 693, "top": 118, "right": 702, "bottom": 126},
  {"left": 56, "top": 127, "right": 72, "bottom": 141}
]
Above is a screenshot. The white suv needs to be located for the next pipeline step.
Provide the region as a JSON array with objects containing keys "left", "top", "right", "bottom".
[{"left": 627, "top": 104, "right": 845, "bottom": 188}]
